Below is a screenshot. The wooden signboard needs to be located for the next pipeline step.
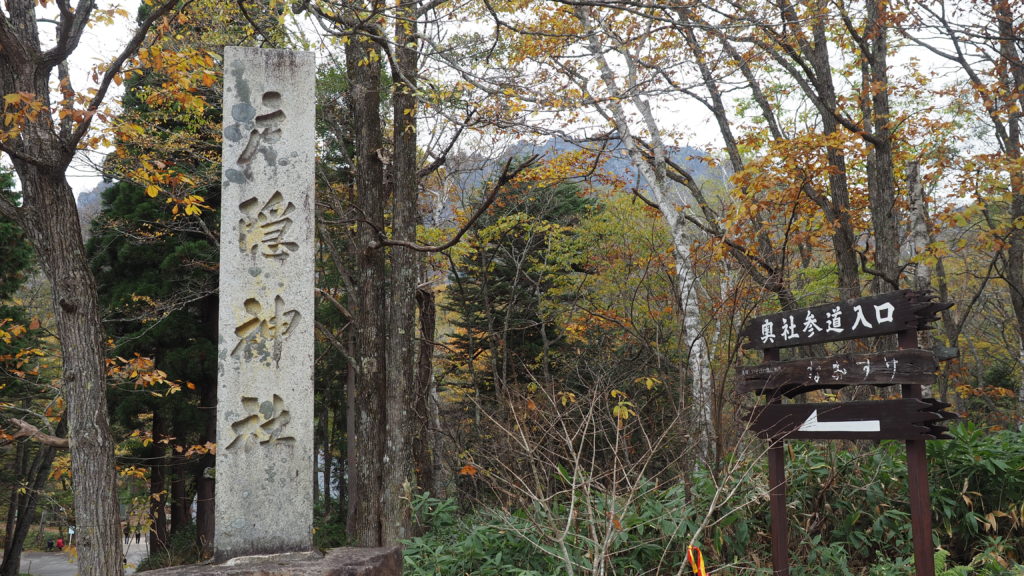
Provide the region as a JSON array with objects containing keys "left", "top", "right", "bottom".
[
  {"left": 740, "top": 290, "right": 951, "bottom": 350},
  {"left": 737, "top": 290, "right": 955, "bottom": 576},
  {"left": 738, "top": 349, "right": 938, "bottom": 397},
  {"left": 746, "top": 398, "right": 956, "bottom": 441}
]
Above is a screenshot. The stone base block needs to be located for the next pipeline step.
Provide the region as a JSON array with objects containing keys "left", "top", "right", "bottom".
[{"left": 141, "top": 547, "right": 401, "bottom": 575}]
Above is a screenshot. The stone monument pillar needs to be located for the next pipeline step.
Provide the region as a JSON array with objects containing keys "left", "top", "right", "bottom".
[{"left": 215, "top": 46, "right": 315, "bottom": 562}]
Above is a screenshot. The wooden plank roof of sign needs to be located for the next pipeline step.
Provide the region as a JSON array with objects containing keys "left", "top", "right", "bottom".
[{"left": 740, "top": 289, "right": 952, "bottom": 350}]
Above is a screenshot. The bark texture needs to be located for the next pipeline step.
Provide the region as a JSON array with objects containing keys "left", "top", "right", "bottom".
[
  {"left": 21, "top": 169, "right": 124, "bottom": 575},
  {"left": 382, "top": 0, "right": 420, "bottom": 543},
  {"left": 346, "top": 16, "right": 388, "bottom": 545}
]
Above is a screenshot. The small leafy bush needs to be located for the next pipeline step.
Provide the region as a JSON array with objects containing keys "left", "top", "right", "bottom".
[
  {"left": 313, "top": 509, "right": 348, "bottom": 550},
  {"left": 928, "top": 421, "right": 1024, "bottom": 565},
  {"left": 136, "top": 524, "right": 201, "bottom": 572}
]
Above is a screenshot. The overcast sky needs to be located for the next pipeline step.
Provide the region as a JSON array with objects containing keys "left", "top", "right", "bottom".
[{"left": 64, "top": 1, "right": 139, "bottom": 197}]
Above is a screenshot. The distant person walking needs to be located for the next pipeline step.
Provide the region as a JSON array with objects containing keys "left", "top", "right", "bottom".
[
  {"left": 55, "top": 537, "right": 64, "bottom": 551},
  {"left": 124, "top": 524, "right": 131, "bottom": 544},
  {"left": 135, "top": 529, "right": 141, "bottom": 544}
]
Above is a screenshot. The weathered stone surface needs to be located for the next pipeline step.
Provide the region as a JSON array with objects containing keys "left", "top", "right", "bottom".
[
  {"left": 141, "top": 547, "right": 402, "bottom": 576},
  {"left": 216, "top": 46, "right": 316, "bottom": 561}
]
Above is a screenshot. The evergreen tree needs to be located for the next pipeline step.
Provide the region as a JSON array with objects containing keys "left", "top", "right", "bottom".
[
  {"left": 444, "top": 175, "right": 595, "bottom": 394},
  {"left": 0, "top": 172, "right": 32, "bottom": 301},
  {"left": 87, "top": 179, "right": 219, "bottom": 555}
]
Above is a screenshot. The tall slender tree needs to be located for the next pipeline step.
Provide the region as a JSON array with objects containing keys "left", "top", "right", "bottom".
[
  {"left": 299, "top": 0, "right": 479, "bottom": 543},
  {"left": 0, "top": 3, "right": 181, "bottom": 572}
]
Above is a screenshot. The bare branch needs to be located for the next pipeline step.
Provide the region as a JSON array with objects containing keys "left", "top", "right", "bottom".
[
  {"left": 417, "top": 108, "right": 476, "bottom": 179},
  {"left": 3, "top": 417, "right": 69, "bottom": 449},
  {"left": 378, "top": 154, "right": 540, "bottom": 253}
]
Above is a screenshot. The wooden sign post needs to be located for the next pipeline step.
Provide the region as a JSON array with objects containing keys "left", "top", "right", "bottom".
[{"left": 739, "top": 290, "right": 955, "bottom": 576}]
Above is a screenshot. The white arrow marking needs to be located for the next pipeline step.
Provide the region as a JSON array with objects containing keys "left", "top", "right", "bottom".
[{"left": 798, "top": 409, "right": 880, "bottom": 433}]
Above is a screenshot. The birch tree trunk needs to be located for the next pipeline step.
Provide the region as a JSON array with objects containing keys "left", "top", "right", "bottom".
[
  {"left": 906, "top": 161, "right": 934, "bottom": 397},
  {"left": 576, "top": 6, "right": 715, "bottom": 459}
]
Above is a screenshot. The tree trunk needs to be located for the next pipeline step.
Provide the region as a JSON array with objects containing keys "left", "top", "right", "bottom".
[
  {"left": 991, "top": 0, "right": 1024, "bottom": 423},
  {"left": 149, "top": 412, "right": 169, "bottom": 555},
  {"left": 414, "top": 289, "right": 437, "bottom": 503},
  {"left": 314, "top": 408, "right": 321, "bottom": 512},
  {"left": 666, "top": 215, "right": 715, "bottom": 461},
  {"left": 345, "top": 349, "right": 357, "bottom": 529},
  {"left": 16, "top": 169, "right": 123, "bottom": 576},
  {"left": 194, "top": 461, "right": 214, "bottom": 556},
  {"left": 320, "top": 390, "right": 332, "bottom": 518},
  {"left": 169, "top": 452, "right": 189, "bottom": 534},
  {"left": 346, "top": 11, "right": 388, "bottom": 545},
  {"left": 575, "top": 6, "right": 716, "bottom": 460},
  {"left": 809, "top": 26, "right": 862, "bottom": 301},
  {"left": 1, "top": 443, "right": 27, "bottom": 576},
  {"left": 381, "top": 2, "right": 421, "bottom": 544},
  {"left": 766, "top": 0, "right": 864, "bottom": 301},
  {"left": 906, "top": 161, "right": 934, "bottom": 396},
  {"left": 3, "top": 442, "right": 26, "bottom": 554},
  {"left": 864, "top": 0, "right": 900, "bottom": 291},
  {"left": 0, "top": 3, "right": 180, "bottom": 573},
  {"left": 0, "top": 433, "right": 62, "bottom": 576},
  {"left": 195, "top": 375, "right": 216, "bottom": 556}
]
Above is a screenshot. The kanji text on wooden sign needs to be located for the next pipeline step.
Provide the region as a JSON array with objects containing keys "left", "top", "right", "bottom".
[
  {"left": 738, "top": 349, "right": 938, "bottom": 397},
  {"left": 740, "top": 290, "right": 951, "bottom": 350},
  {"left": 739, "top": 289, "right": 955, "bottom": 576},
  {"left": 747, "top": 398, "right": 957, "bottom": 441}
]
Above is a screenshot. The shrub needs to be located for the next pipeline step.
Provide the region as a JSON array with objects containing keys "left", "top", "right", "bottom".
[
  {"left": 928, "top": 421, "right": 1024, "bottom": 564},
  {"left": 405, "top": 421, "right": 1024, "bottom": 575},
  {"left": 136, "top": 524, "right": 201, "bottom": 572}
]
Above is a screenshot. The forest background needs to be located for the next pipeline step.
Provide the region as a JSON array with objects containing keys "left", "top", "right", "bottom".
[{"left": 2, "top": 0, "right": 1024, "bottom": 574}]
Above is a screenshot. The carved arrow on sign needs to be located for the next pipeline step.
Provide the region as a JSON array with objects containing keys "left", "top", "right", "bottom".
[
  {"left": 798, "top": 409, "right": 881, "bottom": 433},
  {"left": 747, "top": 398, "right": 956, "bottom": 441}
]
